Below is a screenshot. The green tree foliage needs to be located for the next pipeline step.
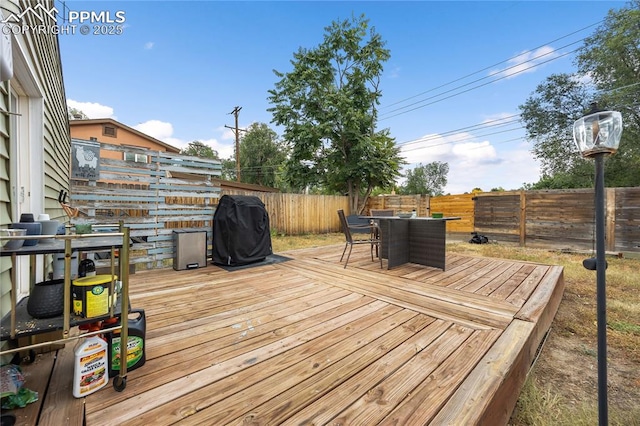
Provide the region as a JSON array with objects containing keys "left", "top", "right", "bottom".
[
  {"left": 220, "top": 158, "right": 237, "bottom": 181},
  {"left": 180, "top": 141, "right": 219, "bottom": 159},
  {"left": 399, "top": 162, "right": 449, "bottom": 196},
  {"left": 180, "top": 141, "right": 235, "bottom": 180},
  {"left": 520, "top": 2, "right": 640, "bottom": 189},
  {"left": 239, "top": 122, "right": 288, "bottom": 188},
  {"left": 68, "top": 107, "right": 88, "bottom": 120},
  {"left": 519, "top": 73, "right": 593, "bottom": 184},
  {"left": 576, "top": 0, "right": 640, "bottom": 187},
  {"left": 268, "top": 14, "right": 404, "bottom": 213}
]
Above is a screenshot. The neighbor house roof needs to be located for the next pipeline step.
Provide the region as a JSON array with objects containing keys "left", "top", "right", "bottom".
[{"left": 69, "top": 118, "right": 181, "bottom": 153}]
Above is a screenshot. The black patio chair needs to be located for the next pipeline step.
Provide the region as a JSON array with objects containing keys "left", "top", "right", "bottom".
[
  {"left": 370, "top": 209, "right": 395, "bottom": 217},
  {"left": 368, "top": 209, "right": 394, "bottom": 256},
  {"left": 337, "top": 209, "right": 382, "bottom": 269},
  {"left": 346, "top": 214, "right": 371, "bottom": 234}
]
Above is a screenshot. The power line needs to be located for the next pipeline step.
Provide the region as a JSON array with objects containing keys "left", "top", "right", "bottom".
[
  {"left": 393, "top": 82, "right": 640, "bottom": 150},
  {"left": 398, "top": 126, "right": 525, "bottom": 154},
  {"left": 380, "top": 20, "right": 602, "bottom": 112},
  {"left": 395, "top": 115, "right": 522, "bottom": 147},
  {"left": 379, "top": 47, "right": 578, "bottom": 121}
]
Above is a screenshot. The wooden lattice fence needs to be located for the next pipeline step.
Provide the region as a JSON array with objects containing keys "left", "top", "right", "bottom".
[{"left": 70, "top": 142, "right": 221, "bottom": 269}]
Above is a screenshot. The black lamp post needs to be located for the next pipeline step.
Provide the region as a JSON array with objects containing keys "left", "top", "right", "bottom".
[{"left": 572, "top": 104, "right": 623, "bottom": 426}]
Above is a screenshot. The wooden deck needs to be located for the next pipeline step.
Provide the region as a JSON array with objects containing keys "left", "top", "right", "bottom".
[{"left": 10, "top": 244, "right": 564, "bottom": 425}]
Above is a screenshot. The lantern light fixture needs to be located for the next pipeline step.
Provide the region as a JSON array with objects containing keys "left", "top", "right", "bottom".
[
  {"left": 572, "top": 103, "right": 623, "bottom": 426},
  {"left": 573, "top": 108, "right": 623, "bottom": 158}
]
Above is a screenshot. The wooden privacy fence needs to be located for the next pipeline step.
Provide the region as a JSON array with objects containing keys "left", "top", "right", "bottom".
[
  {"left": 222, "top": 190, "right": 350, "bottom": 234},
  {"left": 367, "top": 194, "right": 430, "bottom": 217},
  {"left": 367, "top": 189, "right": 640, "bottom": 254},
  {"left": 365, "top": 194, "right": 474, "bottom": 235},
  {"left": 473, "top": 188, "right": 640, "bottom": 253}
]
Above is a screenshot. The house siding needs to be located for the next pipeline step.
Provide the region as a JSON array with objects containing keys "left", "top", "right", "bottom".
[
  {"left": 0, "top": 81, "right": 10, "bottom": 319},
  {"left": 0, "top": 0, "right": 70, "bottom": 327}
]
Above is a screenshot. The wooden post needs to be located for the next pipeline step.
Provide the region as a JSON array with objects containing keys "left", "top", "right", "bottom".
[
  {"left": 606, "top": 188, "right": 616, "bottom": 252},
  {"left": 519, "top": 190, "right": 526, "bottom": 247}
]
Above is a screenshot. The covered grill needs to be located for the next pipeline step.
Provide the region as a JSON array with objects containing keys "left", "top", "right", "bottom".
[{"left": 212, "top": 195, "right": 272, "bottom": 266}]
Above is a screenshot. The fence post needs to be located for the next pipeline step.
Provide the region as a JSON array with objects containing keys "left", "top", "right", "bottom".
[
  {"left": 606, "top": 188, "right": 616, "bottom": 252},
  {"left": 519, "top": 190, "right": 526, "bottom": 247}
]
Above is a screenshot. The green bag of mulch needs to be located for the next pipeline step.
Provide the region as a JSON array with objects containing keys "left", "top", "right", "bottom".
[{"left": 0, "top": 364, "right": 38, "bottom": 409}]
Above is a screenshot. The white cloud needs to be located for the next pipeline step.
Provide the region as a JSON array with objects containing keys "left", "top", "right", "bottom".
[
  {"left": 132, "top": 120, "right": 185, "bottom": 151},
  {"left": 161, "top": 137, "right": 186, "bottom": 150},
  {"left": 218, "top": 125, "right": 237, "bottom": 141},
  {"left": 133, "top": 120, "right": 174, "bottom": 140},
  {"left": 490, "top": 45, "right": 558, "bottom": 80},
  {"left": 132, "top": 120, "right": 235, "bottom": 158},
  {"left": 144, "top": 42, "right": 154, "bottom": 50},
  {"left": 67, "top": 99, "right": 115, "bottom": 119},
  {"left": 400, "top": 132, "right": 492, "bottom": 165},
  {"left": 572, "top": 71, "right": 594, "bottom": 86},
  {"left": 67, "top": 100, "right": 234, "bottom": 158},
  {"left": 482, "top": 112, "right": 518, "bottom": 126},
  {"left": 206, "top": 138, "right": 235, "bottom": 159},
  {"left": 451, "top": 140, "right": 498, "bottom": 162},
  {"left": 388, "top": 66, "right": 401, "bottom": 79},
  {"left": 399, "top": 131, "right": 539, "bottom": 194}
]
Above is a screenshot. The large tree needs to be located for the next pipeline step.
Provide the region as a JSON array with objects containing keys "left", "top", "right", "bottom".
[
  {"left": 180, "top": 141, "right": 219, "bottom": 159},
  {"left": 519, "top": 74, "right": 595, "bottom": 187},
  {"left": 575, "top": 0, "right": 640, "bottom": 187},
  {"left": 268, "top": 14, "right": 404, "bottom": 213},
  {"left": 239, "top": 122, "right": 287, "bottom": 188},
  {"left": 399, "top": 162, "right": 449, "bottom": 196},
  {"left": 520, "top": 1, "right": 640, "bottom": 188},
  {"left": 181, "top": 141, "right": 237, "bottom": 180}
]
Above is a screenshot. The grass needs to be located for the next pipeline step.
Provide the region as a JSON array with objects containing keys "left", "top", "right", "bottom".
[{"left": 271, "top": 232, "right": 640, "bottom": 425}]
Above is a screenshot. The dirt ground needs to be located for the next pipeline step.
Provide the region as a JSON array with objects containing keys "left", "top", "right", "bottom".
[
  {"left": 534, "top": 330, "right": 640, "bottom": 411},
  {"left": 523, "top": 318, "right": 640, "bottom": 421},
  {"left": 509, "top": 265, "right": 640, "bottom": 425}
]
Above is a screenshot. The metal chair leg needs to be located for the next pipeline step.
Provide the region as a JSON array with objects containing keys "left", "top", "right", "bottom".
[
  {"left": 340, "top": 243, "right": 349, "bottom": 262},
  {"left": 344, "top": 245, "right": 353, "bottom": 268}
]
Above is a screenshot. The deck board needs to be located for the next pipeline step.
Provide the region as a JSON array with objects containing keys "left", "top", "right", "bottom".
[
  {"left": 10, "top": 351, "right": 55, "bottom": 426},
  {"left": 10, "top": 243, "right": 564, "bottom": 425},
  {"left": 37, "top": 338, "right": 84, "bottom": 426}
]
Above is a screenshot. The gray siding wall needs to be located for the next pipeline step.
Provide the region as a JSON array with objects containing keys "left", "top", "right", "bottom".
[
  {"left": 0, "top": 0, "right": 70, "bottom": 323},
  {"left": 0, "top": 82, "right": 10, "bottom": 317}
]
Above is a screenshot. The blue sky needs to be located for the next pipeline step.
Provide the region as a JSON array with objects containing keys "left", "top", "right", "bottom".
[{"left": 58, "top": 0, "right": 626, "bottom": 194}]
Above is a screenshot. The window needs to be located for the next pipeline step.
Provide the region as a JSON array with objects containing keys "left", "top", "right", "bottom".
[
  {"left": 124, "top": 152, "right": 148, "bottom": 163},
  {"left": 102, "top": 125, "right": 117, "bottom": 137}
]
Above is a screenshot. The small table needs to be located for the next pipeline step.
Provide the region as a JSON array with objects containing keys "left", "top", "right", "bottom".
[{"left": 363, "top": 216, "right": 461, "bottom": 270}]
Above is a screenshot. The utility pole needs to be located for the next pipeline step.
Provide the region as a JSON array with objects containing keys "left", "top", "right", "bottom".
[{"left": 225, "top": 106, "right": 245, "bottom": 182}]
